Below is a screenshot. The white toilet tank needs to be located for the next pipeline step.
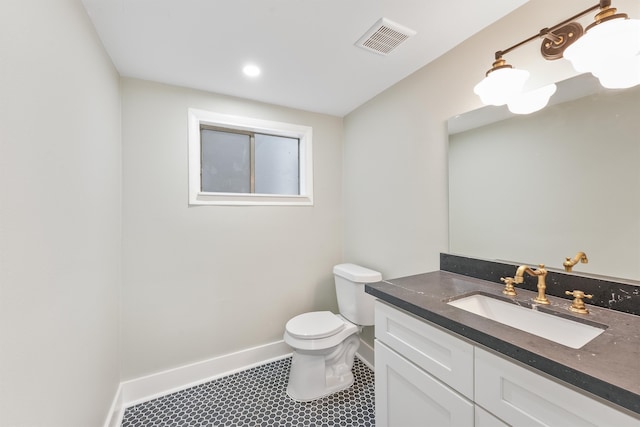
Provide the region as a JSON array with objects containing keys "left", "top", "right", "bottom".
[{"left": 333, "top": 263, "right": 382, "bottom": 326}]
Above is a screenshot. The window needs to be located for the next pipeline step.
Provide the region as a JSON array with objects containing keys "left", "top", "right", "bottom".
[
  {"left": 188, "top": 109, "right": 313, "bottom": 206},
  {"left": 200, "top": 128, "right": 300, "bottom": 195}
]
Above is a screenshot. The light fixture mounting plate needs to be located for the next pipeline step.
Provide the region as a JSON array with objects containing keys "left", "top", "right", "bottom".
[{"left": 541, "top": 22, "right": 584, "bottom": 60}]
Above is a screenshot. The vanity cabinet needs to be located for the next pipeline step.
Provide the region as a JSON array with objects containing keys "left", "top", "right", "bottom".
[{"left": 374, "top": 300, "right": 639, "bottom": 427}]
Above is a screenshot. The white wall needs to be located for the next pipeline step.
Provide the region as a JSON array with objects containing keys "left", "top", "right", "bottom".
[
  {"left": 343, "top": 70, "right": 451, "bottom": 280},
  {"left": 120, "top": 79, "right": 344, "bottom": 379},
  {"left": 0, "top": 1, "right": 122, "bottom": 426}
]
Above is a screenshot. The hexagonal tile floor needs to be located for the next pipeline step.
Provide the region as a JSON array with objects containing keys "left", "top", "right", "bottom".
[{"left": 121, "top": 356, "right": 375, "bottom": 426}]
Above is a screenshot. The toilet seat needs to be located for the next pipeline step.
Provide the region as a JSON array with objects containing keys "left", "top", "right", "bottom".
[
  {"left": 284, "top": 313, "right": 358, "bottom": 351},
  {"left": 285, "top": 311, "right": 345, "bottom": 339}
]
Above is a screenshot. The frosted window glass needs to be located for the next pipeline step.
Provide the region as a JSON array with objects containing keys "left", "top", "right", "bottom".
[
  {"left": 255, "top": 134, "right": 299, "bottom": 195},
  {"left": 201, "top": 129, "right": 250, "bottom": 193}
]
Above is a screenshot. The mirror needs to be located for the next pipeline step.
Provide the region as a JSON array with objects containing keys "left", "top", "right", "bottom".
[{"left": 448, "top": 73, "right": 640, "bottom": 282}]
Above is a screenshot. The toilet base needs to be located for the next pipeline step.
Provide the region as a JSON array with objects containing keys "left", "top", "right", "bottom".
[{"left": 286, "top": 333, "right": 360, "bottom": 402}]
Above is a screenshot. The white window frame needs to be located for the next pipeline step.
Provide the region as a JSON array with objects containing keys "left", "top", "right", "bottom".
[{"left": 188, "top": 108, "right": 313, "bottom": 206}]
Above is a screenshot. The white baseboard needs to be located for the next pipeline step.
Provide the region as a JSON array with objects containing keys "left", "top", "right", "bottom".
[
  {"left": 103, "top": 340, "right": 292, "bottom": 427},
  {"left": 356, "top": 337, "right": 375, "bottom": 370},
  {"left": 104, "top": 383, "right": 124, "bottom": 427}
]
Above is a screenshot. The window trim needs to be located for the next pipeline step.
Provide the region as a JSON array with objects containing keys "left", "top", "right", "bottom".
[{"left": 188, "top": 109, "right": 313, "bottom": 206}]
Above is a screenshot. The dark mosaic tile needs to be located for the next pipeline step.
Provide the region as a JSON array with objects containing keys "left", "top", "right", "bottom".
[{"left": 122, "top": 357, "right": 375, "bottom": 427}]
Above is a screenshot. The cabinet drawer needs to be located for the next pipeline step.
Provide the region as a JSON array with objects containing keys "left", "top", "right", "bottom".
[
  {"left": 475, "top": 347, "right": 640, "bottom": 427},
  {"left": 374, "top": 300, "right": 474, "bottom": 399},
  {"left": 376, "top": 340, "right": 474, "bottom": 427}
]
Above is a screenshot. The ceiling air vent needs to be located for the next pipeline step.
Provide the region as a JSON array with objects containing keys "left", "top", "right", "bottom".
[{"left": 355, "top": 18, "right": 416, "bottom": 55}]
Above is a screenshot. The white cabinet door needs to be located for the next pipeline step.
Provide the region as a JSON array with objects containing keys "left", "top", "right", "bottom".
[
  {"left": 376, "top": 340, "right": 474, "bottom": 427},
  {"left": 475, "top": 347, "right": 640, "bottom": 427},
  {"left": 375, "top": 300, "right": 474, "bottom": 399}
]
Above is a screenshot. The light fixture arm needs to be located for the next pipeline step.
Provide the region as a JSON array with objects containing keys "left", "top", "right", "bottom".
[{"left": 493, "top": 1, "right": 606, "bottom": 61}]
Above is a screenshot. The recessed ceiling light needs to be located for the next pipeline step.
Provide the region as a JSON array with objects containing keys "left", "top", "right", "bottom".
[{"left": 243, "top": 64, "right": 261, "bottom": 77}]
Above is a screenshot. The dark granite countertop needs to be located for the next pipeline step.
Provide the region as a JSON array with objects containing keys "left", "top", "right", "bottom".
[{"left": 366, "top": 270, "right": 640, "bottom": 416}]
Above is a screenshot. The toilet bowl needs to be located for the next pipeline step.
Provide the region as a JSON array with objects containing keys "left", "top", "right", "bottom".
[
  {"left": 284, "top": 312, "right": 360, "bottom": 402},
  {"left": 283, "top": 264, "right": 382, "bottom": 401}
]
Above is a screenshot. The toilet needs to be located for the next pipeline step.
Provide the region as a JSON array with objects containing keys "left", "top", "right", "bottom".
[{"left": 283, "top": 263, "right": 382, "bottom": 401}]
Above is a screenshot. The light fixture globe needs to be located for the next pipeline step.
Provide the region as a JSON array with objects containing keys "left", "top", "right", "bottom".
[
  {"left": 564, "top": 12, "right": 640, "bottom": 74},
  {"left": 474, "top": 60, "right": 530, "bottom": 106},
  {"left": 593, "top": 54, "right": 640, "bottom": 88},
  {"left": 507, "top": 84, "right": 557, "bottom": 114}
]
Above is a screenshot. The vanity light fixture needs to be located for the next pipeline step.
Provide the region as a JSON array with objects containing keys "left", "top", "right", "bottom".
[{"left": 475, "top": 0, "right": 640, "bottom": 113}]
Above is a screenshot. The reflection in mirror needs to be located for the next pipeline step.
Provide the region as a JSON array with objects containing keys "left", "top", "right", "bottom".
[{"left": 448, "top": 73, "right": 640, "bottom": 281}]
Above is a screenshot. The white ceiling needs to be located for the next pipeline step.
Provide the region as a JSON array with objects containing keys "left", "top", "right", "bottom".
[{"left": 81, "top": 0, "right": 529, "bottom": 117}]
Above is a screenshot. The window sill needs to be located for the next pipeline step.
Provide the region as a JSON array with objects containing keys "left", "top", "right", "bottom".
[{"left": 189, "top": 192, "right": 313, "bottom": 206}]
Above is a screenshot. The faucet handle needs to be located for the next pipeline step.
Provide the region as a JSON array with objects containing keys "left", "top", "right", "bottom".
[
  {"left": 565, "top": 290, "right": 593, "bottom": 314},
  {"left": 500, "top": 277, "right": 517, "bottom": 296}
]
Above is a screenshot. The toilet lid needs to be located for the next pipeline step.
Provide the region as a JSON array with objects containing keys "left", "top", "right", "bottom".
[{"left": 286, "top": 311, "right": 345, "bottom": 339}]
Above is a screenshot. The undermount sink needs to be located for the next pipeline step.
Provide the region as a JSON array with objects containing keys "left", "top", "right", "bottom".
[{"left": 447, "top": 293, "right": 606, "bottom": 349}]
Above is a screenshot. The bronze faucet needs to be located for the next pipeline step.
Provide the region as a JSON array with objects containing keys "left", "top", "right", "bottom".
[
  {"left": 563, "top": 252, "right": 588, "bottom": 272},
  {"left": 514, "top": 264, "right": 549, "bottom": 304}
]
